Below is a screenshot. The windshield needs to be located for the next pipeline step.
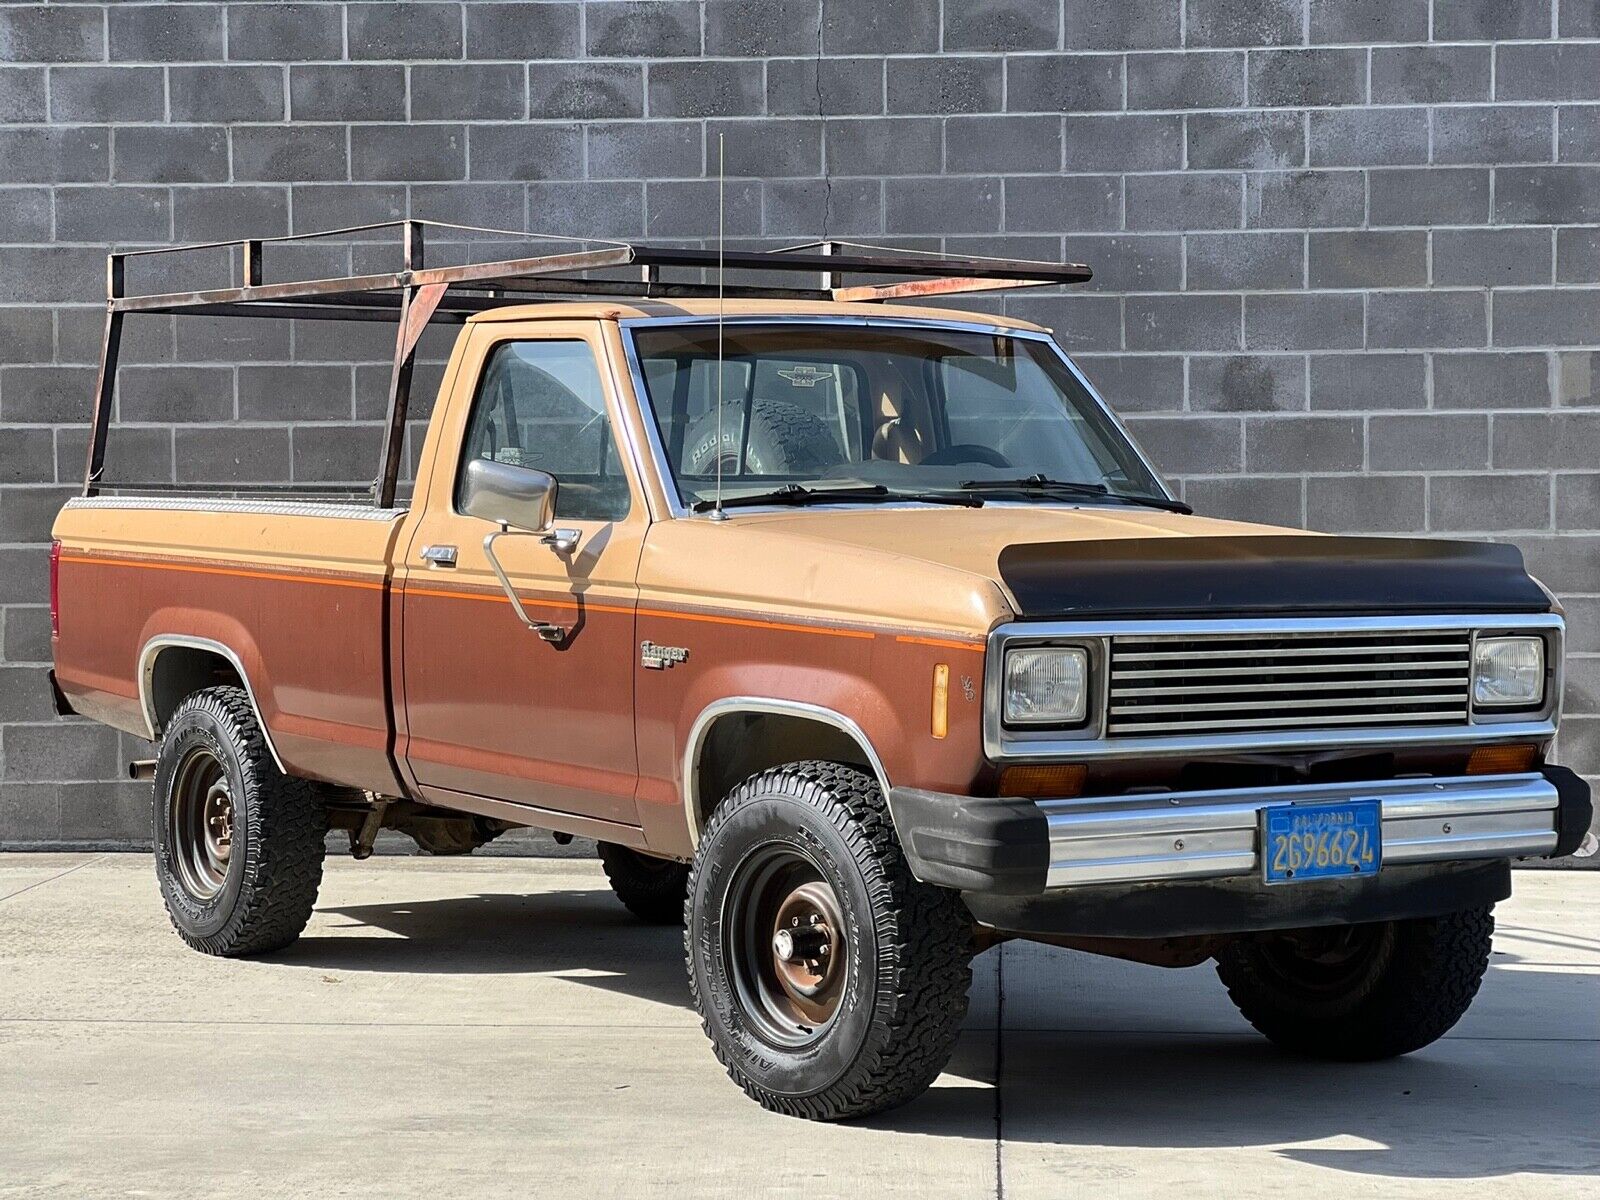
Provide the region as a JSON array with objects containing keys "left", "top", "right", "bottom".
[{"left": 629, "top": 323, "right": 1168, "bottom": 510}]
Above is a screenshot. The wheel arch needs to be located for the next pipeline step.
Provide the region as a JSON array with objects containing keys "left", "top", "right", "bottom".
[
  {"left": 682, "top": 697, "right": 892, "bottom": 846},
  {"left": 138, "top": 636, "right": 288, "bottom": 772}
]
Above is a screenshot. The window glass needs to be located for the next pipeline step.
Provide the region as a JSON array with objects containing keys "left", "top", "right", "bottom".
[
  {"left": 940, "top": 353, "right": 1119, "bottom": 483},
  {"left": 630, "top": 324, "right": 1164, "bottom": 509},
  {"left": 457, "top": 340, "right": 630, "bottom": 521}
]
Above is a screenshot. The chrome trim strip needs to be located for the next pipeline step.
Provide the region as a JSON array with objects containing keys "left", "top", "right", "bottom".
[
  {"left": 617, "top": 323, "right": 691, "bottom": 519},
  {"left": 1039, "top": 772, "right": 1559, "bottom": 888},
  {"left": 615, "top": 316, "right": 1173, "bottom": 519},
  {"left": 681, "top": 697, "right": 891, "bottom": 847},
  {"left": 137, "top": 635, "right": 288, "bottom": 773},
  {"left": 64, "top": 496, "right": 407, "bottom": 521},
  {"left": 1047, "top": 341, "right": 1176, "bottom": 504},
  {"left": 596, "top": 323, "right": 670, "bottom": 524},
  {"left": 985, "top": 613, "right": 1563, "bottom": 761}
]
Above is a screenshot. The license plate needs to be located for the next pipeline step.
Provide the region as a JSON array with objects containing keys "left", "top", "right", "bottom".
[{"left": 1262, "top": 799, "right": 1382, "bottom": 885}]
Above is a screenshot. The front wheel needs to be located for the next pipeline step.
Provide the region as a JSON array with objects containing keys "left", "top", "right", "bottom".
[
  {"left": 686, "top": 762, "right": 973, "bottom": 1121},
  {"left": 1215, "top": 906, "right": 1494, "bottom": 1060}
]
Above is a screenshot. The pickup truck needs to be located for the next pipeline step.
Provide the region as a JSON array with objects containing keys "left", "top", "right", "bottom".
[{"left": 50, "top": 224, "right": 1592, "bottom": 1122}]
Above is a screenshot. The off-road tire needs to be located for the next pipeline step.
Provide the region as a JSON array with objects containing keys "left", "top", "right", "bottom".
[
  {"left": 1215, "top": 906, "right": 1494, "bottom": 1060},
  {"left": 686, "top": 761, "right": 973, "bottom": 1121},
  {"left": 683, "top": 398, "right": 840, "bottom": 477},
  {"left": 598, "top": 842, "right": 690, "bottom": 925},
  {"left": 153, "top": 686, "right": 326, "bottom": 956}
]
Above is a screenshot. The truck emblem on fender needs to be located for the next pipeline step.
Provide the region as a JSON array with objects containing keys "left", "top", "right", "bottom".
[{"left": 641, "top": 640, "right": 689, "bottom": 669}]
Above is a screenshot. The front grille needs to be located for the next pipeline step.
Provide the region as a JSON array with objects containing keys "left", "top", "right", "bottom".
[{"left": 1105, "top": 629, "right": 1473, "bottom": 738}]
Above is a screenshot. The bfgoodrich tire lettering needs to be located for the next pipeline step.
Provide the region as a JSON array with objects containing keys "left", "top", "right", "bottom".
[
  {"left": 1215, "top": 906, "right": 1494, "bottom": 1060},
  {"left": 686, "top": 761, "right": 972, "bottom": 1121},
  {"left": 683, "top": 398, "right": 840, "bottom": 478},
  {"left": 153, "top": 686, "right": 327, "bottom": 957}
]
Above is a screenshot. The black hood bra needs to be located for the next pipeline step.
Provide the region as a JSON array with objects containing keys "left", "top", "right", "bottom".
[{"left": 997, "top": 535, "right": 1552, "bottom": 619}]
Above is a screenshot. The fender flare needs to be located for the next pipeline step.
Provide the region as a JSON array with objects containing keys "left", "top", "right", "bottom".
[
  {"left": 137, "top": 635, "right": 288, "bottom": 773},
  {"left": 681, "top": 696, "right": 893, "bottom": 847}
]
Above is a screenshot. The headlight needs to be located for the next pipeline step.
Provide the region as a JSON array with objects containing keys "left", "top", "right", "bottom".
[
  {"left": 1004, "top": 647, "right": 1089, "bottom": 726},
  {"left": 1472, "top": 637, "right": 1545, "bottom": 708}
]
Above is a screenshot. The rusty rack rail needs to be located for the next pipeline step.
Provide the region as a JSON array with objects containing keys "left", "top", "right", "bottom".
[{"left": 85, "top": 220, "right": 1093, "bottom": 507}]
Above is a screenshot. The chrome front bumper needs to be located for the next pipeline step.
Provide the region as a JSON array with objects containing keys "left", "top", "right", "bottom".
[
  {"left": 1040, "top": 773, "right": 1557, "bottom": 888},
  {"left": 887, "top": 769, "right": 1588, "bottom": 898}
]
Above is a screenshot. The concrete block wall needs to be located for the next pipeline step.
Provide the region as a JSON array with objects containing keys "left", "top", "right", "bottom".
[{"left": 1, "top": 0, "right": 1597, "bottom": 846}]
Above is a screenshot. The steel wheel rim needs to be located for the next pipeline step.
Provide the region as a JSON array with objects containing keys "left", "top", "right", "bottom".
[
  {"left": 169, "top": 746, "right": 234, "bottom": 902},
  {"left": 724, "top": 846, "right": 849, "bottom": 1049},
  {"left": 1256, "top": 923, "right": 1392, "bottom": 997}
]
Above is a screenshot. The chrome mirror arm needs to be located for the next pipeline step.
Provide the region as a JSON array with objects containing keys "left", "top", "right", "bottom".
[{"left": 482, "top": 526, "right": 566, "bottom": 643}]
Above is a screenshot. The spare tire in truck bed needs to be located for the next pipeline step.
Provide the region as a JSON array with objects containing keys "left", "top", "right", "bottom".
[{"left": 682, "top": 398, "right": 842, "bottom": 478}]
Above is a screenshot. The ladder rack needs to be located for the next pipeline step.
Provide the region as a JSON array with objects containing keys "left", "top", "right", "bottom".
[{"left": 84, "top": 221, "right": 1093, "bottom": 507}]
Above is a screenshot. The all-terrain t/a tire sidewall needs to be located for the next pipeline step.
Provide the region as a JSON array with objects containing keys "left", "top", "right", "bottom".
[
  {"left": 151, "top": 687, "right": 325, "bottom": 957},
  {"left": 687, "top": 763, "right": 972, "bottom": 1120},
  {"left": 153, "top": 701, "right": 252, "bottom": 943},
  {"left": 691, "top": 791, "right": 881, "bottom": 1099},
  {"left": 683, "top": 399, "right": 839, "bottom": 478}
]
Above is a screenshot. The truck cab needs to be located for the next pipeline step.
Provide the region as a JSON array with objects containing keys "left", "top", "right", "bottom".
[{"left": 50, "top": 225, "right": 1593, "bottom": 1121}]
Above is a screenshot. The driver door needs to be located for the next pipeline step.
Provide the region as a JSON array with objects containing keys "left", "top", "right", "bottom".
[{"left": 398, "top": 323, "right": 644, "bottom": 827}]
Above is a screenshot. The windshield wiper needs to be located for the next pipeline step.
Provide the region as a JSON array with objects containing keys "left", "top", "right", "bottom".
[
  {"left": 691, "top": 483, "right": 983, "bottom": 513},
  {"left": 956, "top": 474, "right": 1193, "bottom": 514}
]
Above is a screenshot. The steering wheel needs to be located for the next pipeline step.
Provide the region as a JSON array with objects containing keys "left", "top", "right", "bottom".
[{"left": 920, "top": 444, "right": 1012, "bottom": 468}]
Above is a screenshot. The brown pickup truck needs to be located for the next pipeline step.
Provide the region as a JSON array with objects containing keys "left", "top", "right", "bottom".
[{"left": 50, "top": 224, "right": 1591, "bottom": 1121}]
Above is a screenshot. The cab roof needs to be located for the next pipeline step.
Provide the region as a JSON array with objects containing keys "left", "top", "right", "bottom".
[{"left": 462, "top": 297, "right": 1052, "bottom": 333}]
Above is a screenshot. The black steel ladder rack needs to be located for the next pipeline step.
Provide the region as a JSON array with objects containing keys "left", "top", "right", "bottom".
[{"left": 84, "top": 220, "right": 1093, "bottom": 508}]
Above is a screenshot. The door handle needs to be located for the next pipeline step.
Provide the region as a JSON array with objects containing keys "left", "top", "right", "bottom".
[
  {"left": 420, "top": 544, "right": 457, "bottom": 567},
  {"left": 540, "top": 528, "right": 581, "bottom": 555}
]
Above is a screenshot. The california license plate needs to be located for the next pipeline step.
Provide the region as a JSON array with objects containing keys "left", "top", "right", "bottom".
[{"left": 1262, "top": 799, "right": 1381, "bottom": 885}]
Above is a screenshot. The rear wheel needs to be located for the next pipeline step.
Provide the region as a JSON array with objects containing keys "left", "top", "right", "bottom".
[
  {"left": 598, "top": 842, "right": 689, "bottom": 925},
  {"left": 1215, "top": 907, "right": 1494, "bottom": 1060},
  {"left": 153, "top": 686, "right": 326, "bottom": 957},
  {"left": 686, "top": 762, "right": 972, "bottom": 1121}
]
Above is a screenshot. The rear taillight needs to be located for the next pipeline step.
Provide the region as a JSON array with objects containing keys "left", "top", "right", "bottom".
[{"left": 49, "top": 539, "right": 61, "bottom": 640}]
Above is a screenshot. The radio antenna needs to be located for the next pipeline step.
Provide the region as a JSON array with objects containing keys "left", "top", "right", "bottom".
[{"left": 710, "top": 133, "right": 728, "bottom": 521}]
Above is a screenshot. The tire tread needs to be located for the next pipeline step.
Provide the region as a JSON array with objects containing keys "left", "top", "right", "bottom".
[
  {"left": 156, "top": 686, "right": 326, "bottom": 958},
  {"left": 598, "top": 842, "right": 690, "bottom": 925},
  {"left": 1216, "top": 906, "right": 1494, "bottom": 1060},
  {"left": 686, "top": 760, "right": 972, "bottom": 1121}
]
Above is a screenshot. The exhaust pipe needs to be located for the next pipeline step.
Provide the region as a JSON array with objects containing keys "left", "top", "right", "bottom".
[{"left": 128, "top": 759, "right": 156, "bottom": 781}]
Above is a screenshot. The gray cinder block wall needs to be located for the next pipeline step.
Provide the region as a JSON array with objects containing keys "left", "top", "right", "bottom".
[{"left": 1, "top": 0, "right": 1597, "bottom": 848}]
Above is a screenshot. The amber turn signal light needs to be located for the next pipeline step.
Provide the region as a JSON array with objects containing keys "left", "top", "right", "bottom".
[
  {"left": 931, "top": 664, "right": 949, "bottom": 740},
  {"left": 998, "top": 763, "right": 1087, "bottom": 799},
  {"left": 1465, "top": 744, "right": 1538, "bottom": 775}
]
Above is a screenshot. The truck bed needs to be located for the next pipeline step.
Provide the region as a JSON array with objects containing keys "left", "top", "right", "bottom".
[{"left": 53, "top": 496, "right": 409, "bottom": 796}]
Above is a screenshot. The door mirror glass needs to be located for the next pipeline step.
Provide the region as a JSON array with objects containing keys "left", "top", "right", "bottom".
[{"left": 460, "top": 457, "right": 558, "bottom": 533}]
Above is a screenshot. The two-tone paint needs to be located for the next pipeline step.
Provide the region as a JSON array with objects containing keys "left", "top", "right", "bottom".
[{"left": 56, "top": 298, "right": 1473, "bottom": 862}]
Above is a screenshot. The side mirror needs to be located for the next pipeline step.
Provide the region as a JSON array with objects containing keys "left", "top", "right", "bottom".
[
  {"left": 461, "top": 457, "right": 557, "bottom": 533},
  {"left": 461, "top": 458, "right": 579, "bottom": 644}
]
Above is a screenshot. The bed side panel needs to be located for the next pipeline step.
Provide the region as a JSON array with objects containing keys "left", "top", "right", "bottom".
[{"left": 51, "top": 501, "right": 407, "bottom": 795}]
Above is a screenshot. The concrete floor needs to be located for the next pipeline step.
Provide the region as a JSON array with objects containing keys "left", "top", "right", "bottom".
[{"left": 1, "top": 855, "right": 1595, "bottom": 1199}]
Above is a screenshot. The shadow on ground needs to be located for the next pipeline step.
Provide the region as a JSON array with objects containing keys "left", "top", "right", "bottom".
[{"left": 278, "top": 885, "right": 1598, "bottom": 1181}]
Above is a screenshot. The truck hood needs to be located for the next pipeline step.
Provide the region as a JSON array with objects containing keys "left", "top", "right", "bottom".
[{"left": 723, "top": 505, "right": 1551, "bottom": 620}]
